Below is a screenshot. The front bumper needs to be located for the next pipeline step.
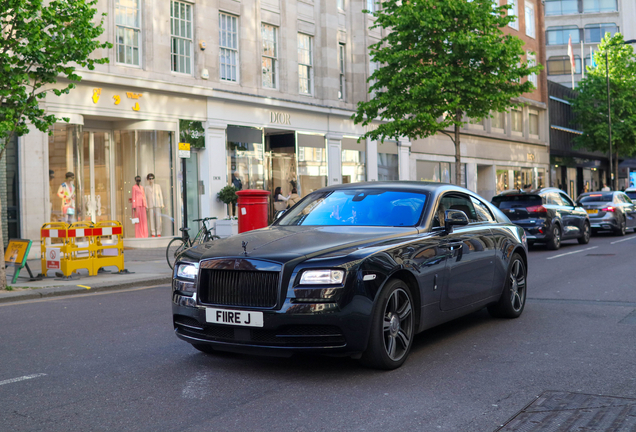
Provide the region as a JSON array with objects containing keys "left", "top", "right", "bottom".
[{"left": 172, "top": 292, "right": 372, "bottom": 356}]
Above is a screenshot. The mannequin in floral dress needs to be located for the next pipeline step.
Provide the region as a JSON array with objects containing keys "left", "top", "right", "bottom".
[{"left": 132, "top": 176, "right": 148, "bottom": 238}]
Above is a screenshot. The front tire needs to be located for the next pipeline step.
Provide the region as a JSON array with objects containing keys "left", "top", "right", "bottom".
[
  {"left": 578, "top": 222, "right": 591, "bottom": 244},
  {"left": 166, "top": 238, "right": 186, "bottom": 270},
  {"left": 546, "top": 224, "right": 561, "bottom": 250},
  {"left": 360, "top": 279, "right": 415, "bottom": 370},
  {"left": 488, "top": 253, "right": 527, "bottom": 319}
]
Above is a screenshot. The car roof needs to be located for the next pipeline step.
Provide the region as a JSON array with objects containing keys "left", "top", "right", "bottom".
[
  {"left": 493, "top": 187, "right": 561, "bottom": 197},
  {"left": 324, "top": 181, "right": 472, "bottom": 194},
  {"left": 625, "top": 187, "right": 636, "bottom": 192}
]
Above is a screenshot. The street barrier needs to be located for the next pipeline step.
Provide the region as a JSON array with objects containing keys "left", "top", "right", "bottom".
[{"left": 40, "top": 220, "right": 127, "bottom": 278}]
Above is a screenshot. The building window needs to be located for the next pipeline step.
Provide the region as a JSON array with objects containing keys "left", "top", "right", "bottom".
[
  {"left": 378, "top": 153, "right": 399, "bottom": 181},
  {"left": 366, "top": 0, "right": 375, "bottom": 13},
  {"left": 583, "top": 0, "right": 617, "bottom": 13},
  {"left": 219, "top": 13, "right": 239, "bottom": 82},
  {"left": 511, "top": 109, "right": 523, "bottom": 133},
  {"left": 527, "top": 52, "right": 538, "bottom": 87},
  {"left": 545, "top": 0, "right": 579, "bottom": 15},
  {"left": 507, "top": 0, "right": 518, "bottom": 30},
  {"left": 338, "top": 44, "right": 346, "bottom": 100},
  {"left": 547, "top": 26, "right": 580, "bottom": 45},
  {"left": 342, "top": 149, "right": 366, "bottom": 183},
  {"left": 115, "top": 0, "right": 141, "bottom": 66},
  {"left": 525, "top": 2, "right": 535, "bottom": 38},
  {"left": 491, "top": 111, "right": 505, "bottom": 130},
  {"left": 529, "top": 111, "right": 539, "bottom": 136},
  {"left": 338, "top": 0, "right": 345, "bottom": 10},
  {"left": 170, "top": 1, "right": 192, "bottom": 74},
  {"left": 585, "top": 23, "right": 618, "bottom": 43},
  {"left": 261, "top": 24, "right": 277, "bottom": 89},
  {"left": 547, "top": 55, "right": 582, "bottom": 75},
  {"left": 298, "top": 34, "right": 313, "bottom": 95}
]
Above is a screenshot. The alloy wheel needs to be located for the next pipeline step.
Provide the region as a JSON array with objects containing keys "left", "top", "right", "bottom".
[
  {"left": 509, "top": 259, "right": 526, "bottom": 313},
  {"left": 553, "top": 226, "right": 561, "bottom": 248},
  {"left": 382, "top": 288, "right": 413, "bottom": 362}
]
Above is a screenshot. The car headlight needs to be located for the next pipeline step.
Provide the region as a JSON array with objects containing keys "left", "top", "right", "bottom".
[
  {"left": 299, "top": 269, "right": 345, "bottom": 285},
  {"left": 176, "top": 263, "right": 199, "bottom": 280}
]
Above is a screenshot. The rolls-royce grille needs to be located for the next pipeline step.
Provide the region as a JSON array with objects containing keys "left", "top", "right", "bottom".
[{"left": 199, "top": 269, "right": 279, "bottom": 308}]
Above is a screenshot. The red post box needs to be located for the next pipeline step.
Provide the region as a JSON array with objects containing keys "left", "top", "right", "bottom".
[{"left": 236, "top": 189, "right": 271, "bottom": 233}]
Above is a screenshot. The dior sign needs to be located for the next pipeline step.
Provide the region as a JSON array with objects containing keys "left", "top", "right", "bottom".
[{"left": 270, "top": 111, "right": 291, "bottom": 125}]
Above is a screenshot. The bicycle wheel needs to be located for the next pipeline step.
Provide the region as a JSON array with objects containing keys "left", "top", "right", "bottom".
[
  {"left": 203, "top": 233, "right": 221, "bottom": 243},
  {"left": 166, "top": 238, "right": 187, "bottom": 270}
]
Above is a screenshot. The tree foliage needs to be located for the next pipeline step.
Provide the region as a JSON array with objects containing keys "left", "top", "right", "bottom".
[
  {"left": 571, "top": 33, "right": 636, "bottom": 165},
  {"left": 0, "top": 0, "right": 111, "bottom": 158},
  {"left": 352, "top": 0, "right": 542, "bottom": 184}
]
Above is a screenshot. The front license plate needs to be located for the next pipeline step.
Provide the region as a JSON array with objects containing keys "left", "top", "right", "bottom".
[
  {"left": 586, "top": 209, "right": 598, "bottom": 215},
  {"left": 205, "top": 307, "right": 263, "bottom": 327}
]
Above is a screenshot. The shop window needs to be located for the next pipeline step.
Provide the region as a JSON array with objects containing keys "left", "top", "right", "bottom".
[
  {"left": 1, "top": 134, "right": 19, "bottom": 247},
  {"left": 342, "top": 149, "right": 366, "bottom": 184},
  {"left": 583, "top": 0, "right": 617, "bottom": 13},
  {"left": 338, "top": 43, "right": 346, "bottom": 100},
  {"left": 585, "top": 23, "right": 618, "bottom": 43},
  {"left": 497, "top": 167, "right": 545, "bottom": 194},
  {"left": 378, "top": 153, "right": 399, "bottom": 181},
  {"left": 297, "top": 143, "right": 327, "bottom": 196},
  {"left": 115, "top": 0, "right": 141, "bottom": 66},
  {"left": 261, "top": 24, "right": 277, "bottom": 89},
  {"left": 525, "top": 2, "right": 535, "bottom": 38},
  {"left": 507, "top": 0, "right": 519, "bottom": 30},
  {"left": 547, "top": 26, "right": 580, "bottom": 45},
  {"left": 170, "top": 0, "right": 193, "bottom": 74},
  {"left": 416, "top": 161, "right": 466, "bottom": 186},
  {"left": 547, "top": 55, "right": 581, "bottom": 75},
  {"left": 298, "top": 34, "right": 313, "bottom": 95},
  {"left": 545, "top": 0, "right": 579, "bottom": 15},
  {"left": 220, "top": 13, "right": 239, "bottom": 82},
  {"left": 227, "top": 126, "right": 265, "bottom": 191},
  {"left": 114, "top": 130, "right": 175, "bottom": 239}
]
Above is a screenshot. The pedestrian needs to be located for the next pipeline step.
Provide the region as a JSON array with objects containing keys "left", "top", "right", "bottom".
[
  {"left": 288, "top": 187, "right": 300, "bottom": 207},
  {"left": 601, "top": 183, "right": 610, "bottom": 191}
]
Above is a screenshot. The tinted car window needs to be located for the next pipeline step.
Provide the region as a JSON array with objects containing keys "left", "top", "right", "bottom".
[
  {"left": 492, "top": 195, "right": 542, "bottom": 209},
  {"left": 471, "top": 197, "right": 494, "bottom": 222},
  {"left": 277, "top": 190, "right": 427, "bottom": 227},
  {"left": 559, "top": 192, "right": 575, "bottom": 207},
  {"left": 579, "top": 193, "right": 614, "bottom": 203},
  {"left": 626, "top": 192, "right": 636, "bottom": 200},
  {"left": 546, "top": 192, "right": 565, "bottom": 206}
]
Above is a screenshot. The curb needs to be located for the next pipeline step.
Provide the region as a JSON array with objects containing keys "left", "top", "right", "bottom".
[{"left": 0, "top": 276, "right": 172, "bottom": 304}]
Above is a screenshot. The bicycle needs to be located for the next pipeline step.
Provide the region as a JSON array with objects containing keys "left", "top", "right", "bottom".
[{"left": 166, "top": 217, "right": 220, "bottom": 270}]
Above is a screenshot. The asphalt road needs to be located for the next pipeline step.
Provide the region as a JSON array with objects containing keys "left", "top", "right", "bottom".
[{"left": 2, "top": 231, "right": 636, "bottom": 432}]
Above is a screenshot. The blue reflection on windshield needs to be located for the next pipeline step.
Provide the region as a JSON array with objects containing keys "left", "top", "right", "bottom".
[{"left": 278, "top": 190, "right": 427, "bottom": 227}]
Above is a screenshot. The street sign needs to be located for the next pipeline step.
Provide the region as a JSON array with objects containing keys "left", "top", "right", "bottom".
[
  {"left": 4, "top": 239, "right": 36, "bottom": 284},
  {"left": 178, "top": 142, "right": 191, "bottom": 159},
  {"left": 46, "top": 247, "right": 61, "bottom": 270}
]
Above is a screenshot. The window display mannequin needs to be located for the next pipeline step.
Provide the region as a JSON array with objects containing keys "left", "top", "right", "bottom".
[
  {"left": 145, "top": 173, "right": 164, "bottom": 237},
  {"left": 57, "top": 172, "right": 76, "bottom": 224},
  {"left": 132, "top": 176, "right": 148, "bottom": 238}
]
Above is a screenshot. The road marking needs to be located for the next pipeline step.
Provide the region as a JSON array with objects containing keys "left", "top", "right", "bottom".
[
  {"left": 610, "top": 236, "right": 636, "bottom": 244},
  {"left": 77, "top": 285, "right": 91, "bottom": 290},
  {"left": 546, "top": 246, "right": 598, "bottom": 260},
  {"left": 0, "top": 373, "right": 47, "bottom": 386}
]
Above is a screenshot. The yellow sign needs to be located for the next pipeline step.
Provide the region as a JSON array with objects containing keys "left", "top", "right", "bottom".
[
  {"left": 92, "top": 88, "right": 102, "bottom": 104},
  {"left": 132, "top": 102, "right": 140, "bottom": 111},
  {"left": 178, "top": 142, "right": 191, "bottom": 159},
  {"left": 126, "top": 92, "right": 143, "bottom": 99},
  {"left": 113, "top": 95, "right": 121, "bottom": 105},
  {"left": 5, "top": 239, "right": 29, "bottom": 266},
  {"left": 179, "top": 142, "right": 191, "bottom": 151}
]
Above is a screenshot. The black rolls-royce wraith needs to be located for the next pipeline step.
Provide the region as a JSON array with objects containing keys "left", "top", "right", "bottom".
[{"left": 172, "top": 182, "right": 528, "bottom": 369}]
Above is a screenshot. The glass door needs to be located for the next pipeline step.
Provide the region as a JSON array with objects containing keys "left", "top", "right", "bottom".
[
  {"left": 184, "top": 152, "right": 200, "bottom": 230},
  {"left": 82, "top": 131, "right": 113, "bottom": 223}
]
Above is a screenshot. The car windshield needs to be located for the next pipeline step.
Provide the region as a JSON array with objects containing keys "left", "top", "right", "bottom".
[
  {"left": 579, "top": 193, "right": 613, "bottom": 203},
  {"left": 276, "top": 190, "right": 427, "bottom": 227},
  {"left": 491, "top": 195, "right": 542, "bottom": 209}
]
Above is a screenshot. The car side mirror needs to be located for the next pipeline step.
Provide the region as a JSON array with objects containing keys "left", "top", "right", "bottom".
[{"left": 444, "top": 209, "right": 469, "bottom": 233}]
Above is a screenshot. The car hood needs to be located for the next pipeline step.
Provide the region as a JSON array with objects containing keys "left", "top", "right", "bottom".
[{"left": 187, "top": 225, "right": 420, "bottom": 264}]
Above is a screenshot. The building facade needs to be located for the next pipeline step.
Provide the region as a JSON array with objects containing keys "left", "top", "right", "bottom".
[
  {"left": 545, "top": 0, "right": 636, "bottom": 88},
  {"left": 14, "top": 0, "right": 549, "bottom": 253}
]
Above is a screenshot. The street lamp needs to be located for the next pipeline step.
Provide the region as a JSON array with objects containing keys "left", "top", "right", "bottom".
[{"left": 605, "top": 39, "right": 636, "bottom": 191}]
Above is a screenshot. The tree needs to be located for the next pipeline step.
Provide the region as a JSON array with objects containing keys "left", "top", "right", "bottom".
[
  {"left": 352, "top": 0, "right": 542, "bottom": 185},
  {"left": 570, "top": 33, "right": 636, "bottom": 190},
  {"left": 0, "top": 0, "right": 111, "bottom": 289}
]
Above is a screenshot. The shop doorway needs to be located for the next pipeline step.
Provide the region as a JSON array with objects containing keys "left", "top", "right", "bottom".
[
  {"left": 81, "top": 130, "right": 113, "bottom": 223},
  {"left": 184, "top": 152, "right": 200, "bottom": 230}
]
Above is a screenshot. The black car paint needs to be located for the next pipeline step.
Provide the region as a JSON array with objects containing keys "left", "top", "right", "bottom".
[
  {"left": 172, "top": 182, "right": 527, "bottom": 357},
  {"left": 491, "top": 188, "right": 589, "bottom": 245}
]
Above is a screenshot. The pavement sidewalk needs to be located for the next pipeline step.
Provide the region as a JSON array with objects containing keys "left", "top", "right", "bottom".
[{"left": 1, "top": 248, "right": 172, "bottom": 303}]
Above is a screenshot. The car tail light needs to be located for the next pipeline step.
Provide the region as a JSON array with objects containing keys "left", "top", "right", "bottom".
[
  {"left": 526, "top": 205, "right": 547, "bottom": 214},
  {"left": 601, "top": 206, "right": 615, "bottom": 212}
]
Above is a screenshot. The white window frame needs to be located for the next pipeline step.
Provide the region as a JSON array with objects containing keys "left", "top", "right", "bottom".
[
  {"left": 115, "top": 0, "right": 142, "bottom": 66},
  {"left": 525, "top": 1, "right": 536, "bottom": 38},
  {"left": 527, "top": 51, "right": 537, "bottom": 88},
  {"left": 298, "top": 33, "right": 313, "bottom": 95},
  {"left": 261, "top": 23, "right": 277, "bottom": 89},
  {"left": 338, "top": 0, "right": 345, "bottom": 11},
  {"left": 507, "top": 0, "right": 518, "bottom": 30},
  {"left": 219, "top": 13, "right": 239, "bottom": 82},
  {"left": 338, "top": 43, "right": 346, "bottom": 100},
  {"left": 170, "top": 0, "right": 193, "bottom": 75}
]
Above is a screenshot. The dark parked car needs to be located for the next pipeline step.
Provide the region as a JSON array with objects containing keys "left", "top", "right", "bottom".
[
  {"left": 172, "top": 182, "right": 528, "bottom": 370},
  {"left": 491, "top": 188, "right": 590, "bottom": 250},
  {"left": 576, "top": 191, "right": 636, "bottom": 236}
]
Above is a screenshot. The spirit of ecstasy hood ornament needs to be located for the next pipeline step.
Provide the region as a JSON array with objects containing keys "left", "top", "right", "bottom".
[{"left": 242, "top": 241, "right": 248, "bottom": 256}]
